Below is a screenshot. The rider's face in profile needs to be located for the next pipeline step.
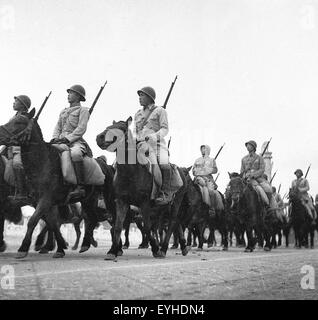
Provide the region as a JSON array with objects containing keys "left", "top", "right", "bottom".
[
  {"left": 67, "top": 91, "right": 81, "bottom": 104},
  {"left": 13, "top": 99, "right": 25, "bottom": 112},
  {"left": 138, "top": 92, "right": 153, "bottom": 107}
]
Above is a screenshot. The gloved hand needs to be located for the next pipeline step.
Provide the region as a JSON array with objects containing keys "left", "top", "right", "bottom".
[
  {"left": 50, "top": 137, "right": 70, "bottom": 144},
  {"left": 145, "top": 133, "right": 157, "bottom": 143}
]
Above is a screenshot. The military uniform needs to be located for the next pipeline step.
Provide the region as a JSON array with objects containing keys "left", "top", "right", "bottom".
[
  {"left": 291, "top": 176, "right": 317, "bottom": 221},
  {"left": 52, "top": 84, "right": 90, "bottom": 201},
  {"left": 52, "top": 105, "right": 90, "bottom": 161},
  {"left": 134, "top": 86, "right": 170, "bottom": 205},
  {"left": 7, "top": 96, "right": 32, "bottom": 203},
  {"left": 241, "top": 141, "right": 276, "bottom": 210},
  {"left": 192, "top": 144, "right": 223, "bottom": 210}
]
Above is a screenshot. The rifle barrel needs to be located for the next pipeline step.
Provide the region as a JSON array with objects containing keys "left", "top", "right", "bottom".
[
  {"left": 261, "top": 137, "right": 272, "bottom": 157},
  {"left": 163, "top": 75, "right": 178, "bottom": 109},
  {"left": 305, "top": 164, "right": 311, "bottom": 178},
  {"left": 214, "top": 143, "right": 225, "bottom": 160},
  {"left": 35, "top": 91, "right": 52, "bottom": 121},
  {"left": 89, "top": 80, "right": 108, "bottom": 115}
]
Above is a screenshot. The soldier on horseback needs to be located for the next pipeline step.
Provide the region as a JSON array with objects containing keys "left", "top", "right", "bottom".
[
  {"left": 240, "top": 140, "right": 276, "bottom": 212},
  {"left": 192, "top": 144, "right": 224, "bottom": 214},
  {"left": 291, "top": 169, "right": 317, "bottom": 224},
  {"left": 51, "top": 85, "right": 91, "bottom": 200},
  {"left": 7, "top": 95, "right": 32, "bottom": 205},
  {"left": 134, "top": 86, "right": 171, "bottom": 205}
]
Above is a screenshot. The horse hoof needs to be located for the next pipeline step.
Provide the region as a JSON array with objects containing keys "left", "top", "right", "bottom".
[
  {"left": 207, "top": 243, "right": 213, "bottom": 248},
  {"left": 34, "top": 245, "right": 42, "bottom": 252},
  {"left": 16, "top": 251, "right": 28, "bottom": 259},
  {"left": 117, "top": 250, "right": 123, "bottom": 256},
  {"left": 170, "top": 245, "right": 178, "bottom": 249},
  {"left": 244, "top": 248, "right": 253, "bottom": 253},
  {"left": 53, "top": 252, "right": 65, "bottom": 258},
  {"left": 222, "top": 247, "right": 228, "bottom": 251},
  {"left": 0, "top": 242, "right": 7, "bottom": 253},
  {"left": 182, "top": 247, "right": 189, "bottom": 256},
  {"left": 153, "top": 251, "right": 166, "bottom": 258},
  {"left": 138, "top": 245, "right": 149, "bottom": 249},
  {"left": 264, "top": 247, "right": 271, "bottom": 252},
  {"left": 91, "top": 240, "right": 98, "bottom": 248},
  {"left": 39, "top": 248, "right": 49, "bottom": 254},
  {"left": 79, "top": 246, "right": 90, "bottom": 253},
  {"left": 197, "top": 247, "right": 203, "bottom": 251},
  {"left": 122, "top": 245, "right": 128, "bottom": 250},
  {"left": 104, "top": 253, "right": 117, "bottom": 261},
  {"left": 71, "top": 246, "right": 78, "bottom": 251}
]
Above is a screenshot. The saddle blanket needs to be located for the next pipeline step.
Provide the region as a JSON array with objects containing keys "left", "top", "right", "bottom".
[
  {"left": 52, "top": 144, "right": 105, "bottom": 185},
  {"left": 143, "top": 159, "right": 183, "bottom": 200}
]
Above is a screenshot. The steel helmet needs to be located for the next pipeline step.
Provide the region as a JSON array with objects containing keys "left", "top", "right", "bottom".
[
  {"left": 14, "top": 95, "right": 31, "bottom": 110},
  {"left": 137, "top": 86, "right": 156, "bottom": 102},
  {"left": 245, "top": 140, "right": 257, "bottom": 151},
  {"left": 294, "top": 169, "right": 303, "bottom": 176},
  {"left": 67, "top": 84, "right": 86, "bottom": 102}
]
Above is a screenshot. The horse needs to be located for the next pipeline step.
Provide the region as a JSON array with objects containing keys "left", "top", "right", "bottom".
[
  {"left": 227, "top": 174, "right": 272, "bottom": 252},
  {"left": 96, "top": 117, "right": 189, "bottom": 259},
  {"left": 0, "top": 108, "right": 115, "bottom": 258},
  {"left": 288, "top": 187, "right": 315, "bottom": 248}
]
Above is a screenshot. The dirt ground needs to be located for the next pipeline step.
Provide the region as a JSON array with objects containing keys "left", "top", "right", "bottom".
[{"left": 1, "top": 228, "right": 318, "bottom": 300}]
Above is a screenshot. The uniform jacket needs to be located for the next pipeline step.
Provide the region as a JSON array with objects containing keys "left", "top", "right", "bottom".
[
  {"left": 241, "top": 152, "right": 265, "bottom": 181},
  {"left": 134, "top": 104, "right": 169, "bottom": 144},
  {"left": 192, "top": 145, "right": 218, "bottom": 179},
  {"left": 53, "top": 105, "right": 90, "bottom": 144},
  {"left": 291, "top": 177, "right": 310, "bottom": 198}
]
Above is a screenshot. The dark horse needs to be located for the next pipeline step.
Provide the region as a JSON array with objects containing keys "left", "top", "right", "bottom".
[
  {"left": 96, "top": 117, "right": 189, "bottom": 259},
  {"left": 0, "top": 109, "right": 115, "bottom": 258},
  {"left": 227, "top": 175, "right": 272, "bottom": 252},
  {"left": 288, "top": 187, "right": 314, "bottom": 248}
]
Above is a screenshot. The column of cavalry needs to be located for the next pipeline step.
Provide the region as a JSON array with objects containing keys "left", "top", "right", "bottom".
[{"left": 0, "top": 77, "right": 316, "bottom": 260}]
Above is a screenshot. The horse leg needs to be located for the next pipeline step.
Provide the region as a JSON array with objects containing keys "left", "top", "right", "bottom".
[
  {"left": 197, "top": 224, "right": 204, "bottom": 250},
  {"left": 171, "top": 229, "right": 179, "bottom": 249},
  {"left": 80, "top": 197, "right": 98, "bottom": 253},
  {"left": 244, "top": 226, "right": 254, "bottom": 252},
  {"left": 34, "top": 223, "right": 48, "bottom": 251},
  {"left": 38, "top": 227, "right": 54, "bottom": 254},
  {"left": 16, "top": 198, "right": 50, "bottom": 258},
  {"left": 105, "top": 199, "right": 129, "bottom": 260},
  {"left": 72, "top": 220, "right": 82, "bottom": 250},
  {"left": 0, "top": 212, "right": 6, "bottom": 253},
  {"left": 136, "top": 220, "right": 148, "bottom": 249},
  {"left": 186, "top": 227, "right": 192, "bottom": 247}
]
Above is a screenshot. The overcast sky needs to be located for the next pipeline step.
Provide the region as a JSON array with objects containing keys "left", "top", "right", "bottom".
[{"left": 1, "top": 0, "right": 318, "bottom": 197}]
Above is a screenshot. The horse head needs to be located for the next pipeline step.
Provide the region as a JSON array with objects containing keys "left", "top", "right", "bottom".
[
  {"left": 96, "top": 117, "right": 132, "bottom": 152},
  {"left": 0, "top": 108, "right": 36, "bottom": 146},
  {"left": 227, "top": 175, "right": 244, "bottom": 210}
]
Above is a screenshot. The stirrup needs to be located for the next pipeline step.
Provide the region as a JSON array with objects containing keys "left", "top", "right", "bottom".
[
  {"left": 68, "top": 186, "right": 86, "bottom": 200},
  {"left": 155, "top": 193, "right": 171, "bottom": 206}
]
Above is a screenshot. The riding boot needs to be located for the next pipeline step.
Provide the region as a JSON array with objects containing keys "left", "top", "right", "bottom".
[
  {"left": 155, "top": 166, "right": 172, "bottom": 206},
  {"left": 8, "top": 168, "right": 31, "bottom": 206},
  {"left": 68, "top": 161, "right": 86, "bottom": 201}
]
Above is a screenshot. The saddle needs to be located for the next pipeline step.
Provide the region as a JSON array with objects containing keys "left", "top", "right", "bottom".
[
  {"left": 136, "top": 142, "right": 183, "bottom": 200},
  {"left": 52, "top": 144, "right": 105, "bottom": 186}
]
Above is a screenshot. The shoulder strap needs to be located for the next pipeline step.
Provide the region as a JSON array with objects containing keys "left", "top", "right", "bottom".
[{"left": 141, "top": 106, "right": 157, "bottom": 128}]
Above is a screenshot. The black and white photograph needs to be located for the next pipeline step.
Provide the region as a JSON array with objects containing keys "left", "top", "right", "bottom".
[{"left": 0, "top": 0, "right": 318, "bottom": 304}]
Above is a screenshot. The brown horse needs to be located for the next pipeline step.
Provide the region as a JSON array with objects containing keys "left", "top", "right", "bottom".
[
  {"left": 0, "top": 109, "right": 114, "bottom": 258},
  {"left": 96, "top": 117, "right": 189, "bottom": 259}
]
